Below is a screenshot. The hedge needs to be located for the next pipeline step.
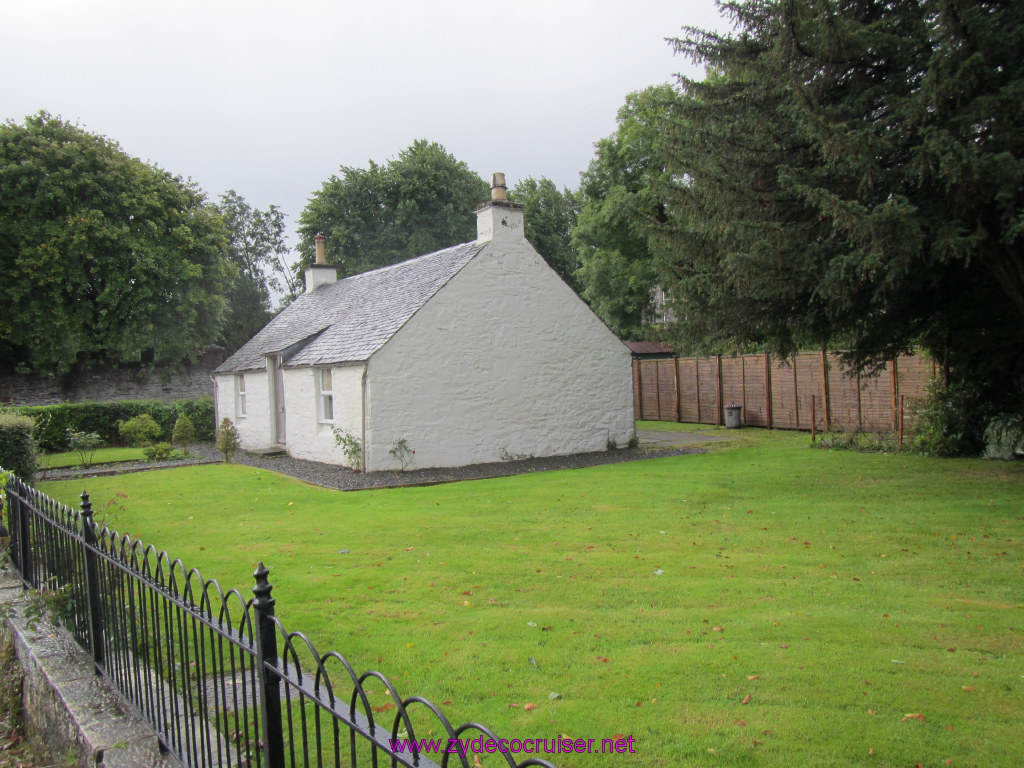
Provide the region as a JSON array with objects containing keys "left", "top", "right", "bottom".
[
  {"left": 0, "top": 412, "right": 39, "bottom": 480},
  {"left": 15, "top": 397, "right": 215, "bottom": 453}
]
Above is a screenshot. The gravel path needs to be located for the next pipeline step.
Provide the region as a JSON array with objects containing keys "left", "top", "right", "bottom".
[{"left": 38, "top": 442, "right": 701, "bottom": 490}]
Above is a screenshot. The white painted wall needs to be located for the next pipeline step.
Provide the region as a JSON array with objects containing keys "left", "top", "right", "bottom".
[
  {"left": 213, "top": 369, "right": 273, "bottom": 451},
  {"left": 364, "top": 239, "right": 634, "bottom": 471},
  {"left": 280, "top": 364, "right": 365, "bottom": 467}
]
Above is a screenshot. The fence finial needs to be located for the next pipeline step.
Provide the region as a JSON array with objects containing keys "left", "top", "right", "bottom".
[
  {"left": 253, "top": 561, "right": 274, "bottom": 604},
  {"left": 80, "top": 490, "right": 92, "bottom": 518}
]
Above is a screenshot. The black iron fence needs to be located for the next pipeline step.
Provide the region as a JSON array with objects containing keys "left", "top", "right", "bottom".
[{"left": 3, "top": 474, "right": 559, "bottom": 768}]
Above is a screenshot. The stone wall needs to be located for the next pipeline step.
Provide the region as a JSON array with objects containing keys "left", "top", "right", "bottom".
[{"left": 0, "top": 347, "right": 225, "bottom": 406}]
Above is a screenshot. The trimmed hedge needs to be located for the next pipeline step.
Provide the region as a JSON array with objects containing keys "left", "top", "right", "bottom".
[
  {"left": 16, "top": 397, "right": 215, "bottom": 453},
  {"left": 0, "top": 412, "right": 39, "bottom": 480}
]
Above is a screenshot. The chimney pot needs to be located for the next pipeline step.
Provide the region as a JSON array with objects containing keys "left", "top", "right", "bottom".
[
  {"left": 490, "top": 172, "right": 507, "bottom": 202},
  {"left": 314, "top": 234, "right": 326, "bottom": 264}
]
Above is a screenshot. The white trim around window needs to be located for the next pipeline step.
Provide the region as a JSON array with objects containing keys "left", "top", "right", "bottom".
[
  {"left": 236, "top": 374, "right": 247, "bottom": 418},
  {"left": 317, "top": 368, "right": 334, "bottom": 423}
]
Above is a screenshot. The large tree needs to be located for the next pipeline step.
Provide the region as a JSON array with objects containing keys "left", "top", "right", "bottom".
[
  {"left": 655, "top": 0, "right": 1024, "bottom": 424},
  {"left": 215, "top": 190, "right": 296, "bottom": 352},
  {"left": 0, "top": 112, "right": 233, "bottom": 376},
  {"left": 573, "top": 85, "right": 679, "bottom": 338},
  {"left": 508, "top": 176, "right": 581, "bottom": 290},
  {"left": 297, "top": 140, "right": 489, "bottom": 280}
]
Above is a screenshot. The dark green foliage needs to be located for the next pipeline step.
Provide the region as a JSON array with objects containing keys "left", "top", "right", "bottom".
[
  {"left": 215, "top": 190, "right": 297, "bottom": 350},
  {"left": 983, "top": 414, "right": 1024, "bottom": 460},
  {"left": 118, "top": 414, "right": 162, "bottom": 447},
  {"left": 0, "top": 112, "right": 233, "bottom": 375},
  {"left": 0, "top": 412, "right": 38, "bottom": 479},
  {"left": 215, "top": 417, "right": 240, "bottom": 463},
  {"left": 573, "top": 85, "right": 678, "bottom": 338},
  {"left": 297, "top": 140, "right": 489, "bottom": 280},
  {"left": 171, "top": 414, "right": 196, "bottom": 452},
  {"left": 911, "top": 379, "right": 993, "bottom": 457},
  {"left": 507, "top": 177, "right": 581, "bottom": 290},
  {"left": 16, "top": 398, "right": 215, "bottom": 452},
  {"left": 655, "top": 0, "right": 1024, "bottom": 432},
  {"left": 143, "top": 442, "right": 175, "bottom": 461}
]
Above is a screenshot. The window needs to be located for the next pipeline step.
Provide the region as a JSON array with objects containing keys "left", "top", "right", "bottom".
[
  {"left": 236, "top": 374, "right": 247, "bottom": 417},
  {"left": 317, "top": 368, "right": 334, "bottom": 423}
]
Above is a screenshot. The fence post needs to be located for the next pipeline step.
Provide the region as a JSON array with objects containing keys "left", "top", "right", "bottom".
[
  {"left": 673, "top": 357, "right": 681, "bottom": 423},
  {"left": 820, "top": 350, "right": 832, "bottom": 433},
  {"left": 13, "top": 480, "right": 33, "bottom": 586},
  {"left": 635, "top": 359, "right": 645, "bottom": 421},
  {"left": 716, "top": 354, "right": 724, "bottom": 426},
  {"left": 79, "top": 491, "right": 105, "bottom": 667},
  {"left": 253, "top": 563, "right": 286, "bottom": 768}
]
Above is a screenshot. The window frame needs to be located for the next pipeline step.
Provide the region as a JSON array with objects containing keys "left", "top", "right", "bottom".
[
  {"left": 317, "top": 367, "right": 334, "bottom": 424},
  {"left": 236, "top": 374, "right": 247, "bottom": 418}
]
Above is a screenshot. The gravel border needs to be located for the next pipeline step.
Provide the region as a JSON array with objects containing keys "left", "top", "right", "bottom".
[{"left": 37, "top": 442, "right": 702, "bottom": 490}]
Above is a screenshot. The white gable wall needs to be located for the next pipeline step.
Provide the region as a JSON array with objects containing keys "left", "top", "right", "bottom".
[
  {"left": 364, "top": 240, "right": 634, "bottom": 471},
  {"left": 282, "top": 364, "right": 365, "bottom": 467},
  {"left": 213, "top": 369, "right": 273, "bottom": 451}
]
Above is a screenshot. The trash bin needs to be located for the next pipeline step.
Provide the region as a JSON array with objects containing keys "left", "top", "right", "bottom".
[{"left": 724, "top": 403, "right": 743, "bottom": 429}]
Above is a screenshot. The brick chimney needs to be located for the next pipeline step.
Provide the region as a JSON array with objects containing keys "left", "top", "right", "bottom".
[
  {"left": 304, "top": 234, "right": 337, "bottom": 292},
  {"left": 476, "top": 172, "right": 525, "bottom": 243}
]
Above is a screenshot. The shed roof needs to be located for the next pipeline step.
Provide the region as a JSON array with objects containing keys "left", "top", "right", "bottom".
[
  {"left": 214, "top": 240, "right": 485, "bottom": 373},
  {"left": 625, "top": 341, "right": 674, "bottom": 356}
]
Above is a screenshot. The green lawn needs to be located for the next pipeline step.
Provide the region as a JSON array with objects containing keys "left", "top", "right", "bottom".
[
  {"left": 37, "top": 429, "right": 1024, "bottom": 768},
  {"left": 40, "top": 446, "right": 146, "bottom": 468}
]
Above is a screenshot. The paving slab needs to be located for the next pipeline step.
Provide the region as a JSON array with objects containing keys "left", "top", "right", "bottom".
[{"left": 637, "top": 428, "right": 738, "bottom": 448}]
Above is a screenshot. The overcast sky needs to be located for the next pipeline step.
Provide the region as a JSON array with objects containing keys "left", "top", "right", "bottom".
[{"left": 3, "top": 0, "right": 727, "bottom": 247}]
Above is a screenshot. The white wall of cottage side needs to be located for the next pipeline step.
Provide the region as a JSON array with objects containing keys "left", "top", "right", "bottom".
[
  {"left": 364, "top": 240, "right": 634, "bottom": 471},
  {"left": 280, "top": 364, "right": 365, "bottom": 467},
  {"left": 213, "top": 369, "right": 273, "bottom": 451}
]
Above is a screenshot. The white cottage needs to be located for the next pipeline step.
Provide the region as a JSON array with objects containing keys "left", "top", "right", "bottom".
[{"left": 212, "top": 174, "right": 635, "bottom": 472}]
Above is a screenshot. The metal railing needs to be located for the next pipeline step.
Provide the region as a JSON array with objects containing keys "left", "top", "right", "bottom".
[{"left": 3, "top": 474, "right": 558, "bottom": 768}]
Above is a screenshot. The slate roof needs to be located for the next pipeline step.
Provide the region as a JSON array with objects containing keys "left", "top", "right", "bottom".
[{"left": 214, "top": 240, "right": 486, "bottom": 373}]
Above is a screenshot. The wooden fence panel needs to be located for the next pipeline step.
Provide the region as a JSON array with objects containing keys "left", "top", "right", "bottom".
[
  {"left": 656, "top": 359, "right": 677, "bottom": 421},
  {"left": 631, "top": 351, "right": 933, "bottom": 433},
  {"left": 794, "top": 354, "right": 822, "bottom": 431},
  {"left": 721, "top": 356, "right": 745, "bottom": 421},
  {"left": 858, "top": 365, "right": 894, "bottom": 433},
  {"left": 769, "top": 358, "right": 797, "bottom": 430},
  {"left": 697, "top": 357, "right": 721, "bottom": 424},
  {"left": 676, "top": 358, "right": 699, "bottom": 423},
  {"left": 741, "top": 355, "right": 769, "bottom": 427}
]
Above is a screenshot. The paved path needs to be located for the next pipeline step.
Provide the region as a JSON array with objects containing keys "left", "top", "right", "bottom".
[{"left": 637, "top": 428, "right": 737, "bottom": 448}]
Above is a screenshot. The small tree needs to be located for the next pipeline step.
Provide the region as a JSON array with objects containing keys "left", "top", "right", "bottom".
[
  {"left": 67, "top": 430, "right": 104, "bottom": 469},
  {"left": 333, "top": 428, "right": 362, "bottom": 470},
  {"left": 118, "top": 414, "right": 162, "bottom": 447},
  {"left": 171, "top": 414, "right": 197, "bottom": 454},
  {"left": 388, "top": 438, "right": 414, "bottom": 471},
  {"left": 215, "top": 417, "right": 241, "bottom": 463}
]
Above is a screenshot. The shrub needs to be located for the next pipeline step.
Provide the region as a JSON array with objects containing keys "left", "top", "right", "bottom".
[
  {"left": 67, "top": 430, "right": 104, "bottom": 468},
  {"left": 0, "top": 412, "right": 38, "bottom": 480},
  {"left": 216, "top": 418, "right": 241, "bottom": 463},
  {"left": 388, "top": 438, "right": 414, "bottom": 471},
  {"left": 143, "top": 442, "right": 175, "bottom": 462},
  {"left": 983, "top": 414, "right": 1024, "bottom": 460},
  {"left": 118, "top": 414, "right": 162, "bottom": 447},
  {"left": 171, "top": 414, "right": 196, "bottom": 453},
  {"left": 333, "top": 428, "right": 363, "bottom": 469},
  {"left": 911, "top": 379, "right": 993, "bottom": 457},
  {"left": 16, "top": 397, "right": 215, "bottom": 452}
]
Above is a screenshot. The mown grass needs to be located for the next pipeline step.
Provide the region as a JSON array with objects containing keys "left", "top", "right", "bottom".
[
  {"left": 38, "top": 429, "right": 1024, "bottom": 768},
  {"left": 40, "top": 446, "right": 146, "bottom": 468}
]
